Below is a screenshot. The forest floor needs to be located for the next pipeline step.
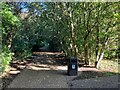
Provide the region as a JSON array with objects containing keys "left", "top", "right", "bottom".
[{"left": 0, "top": 52, "right": 119, "bottom": 89}]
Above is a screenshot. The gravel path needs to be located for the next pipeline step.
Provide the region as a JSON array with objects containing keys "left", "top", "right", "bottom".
[
  {"left": 7, "top": 68, "right": 119, "bottom": 89},
  {"left": 7, "top": 69, "right": 69, "bottom": 88},
  {"left": 0, "top": 78, "right": 2, "bottom": 90},
  {"left": 70, "top": 75, "right": 118, "bottom": 88}
]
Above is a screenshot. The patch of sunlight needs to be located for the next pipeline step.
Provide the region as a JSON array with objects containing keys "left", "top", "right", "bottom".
[
  {"left": 56, "top": 66, "right": 67, "bottom": 70},
  {"left": 99, "top": 59, "right": 119, "bottom": 73},
  {"left": 27, "top": 65, "right": 51, "bottom": 70}
]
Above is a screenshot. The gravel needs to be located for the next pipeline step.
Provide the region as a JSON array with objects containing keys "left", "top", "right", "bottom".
[
  {"left": 6, "top": 69, "right": 119, "bottom": 89},
  {"left": 70, "top": 75, "right": 118, "bottom": 88}
]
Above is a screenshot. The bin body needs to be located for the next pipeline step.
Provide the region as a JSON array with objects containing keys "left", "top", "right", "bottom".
[{"left": 67, "top": 57, "right": 78, "bottom": 76}]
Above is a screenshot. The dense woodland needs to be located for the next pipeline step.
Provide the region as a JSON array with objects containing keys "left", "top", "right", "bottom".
[{"left": 0, "top": 2, "right": 119, "bottom": 73}]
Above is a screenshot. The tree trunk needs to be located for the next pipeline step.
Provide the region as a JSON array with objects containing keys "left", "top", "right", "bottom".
[
  {"left": 7, "top": 27, "right": 13, "bottom": 49},
  {"left": 95, "top": 42, "right": 107, "bottom": 69},
  {"left": 84, "top": 43, "right": 89, "bottom": 65},
  {"left": 67, "top": 3, "right": 76, "bottom": 57},
  {"left": 96, "top": 51, "right": 104, "bottom": 69},
  {"left": 95, "top": 6, "right": 100, "bottom": 68}
]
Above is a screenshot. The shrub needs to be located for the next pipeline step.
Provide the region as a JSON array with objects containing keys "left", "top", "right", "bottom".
[{"left": 1, "top": 45, "right": 14, "bottom": 73}]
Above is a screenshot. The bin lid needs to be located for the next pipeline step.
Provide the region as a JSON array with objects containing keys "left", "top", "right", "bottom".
[{"left": 68, "top": 57, "right": 77, "bottom": 62}]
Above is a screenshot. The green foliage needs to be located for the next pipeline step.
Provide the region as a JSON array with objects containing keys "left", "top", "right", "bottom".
[
  {"left": 1, "top": 2, "right": 119, "bottom": 72},
  {"left": 11, "top": 30, "right": 32, "bottom": 59},
  {"left": 1, "top": 3, "right": 20, "bottom": 73},
  {"left": 1, "top": 3, "right": 20, "bottom": 33},
  {"left": 1, "top": 45, "right": 14, "bottom": 72},
  {"left": 14, "top": 2, "right": 118, "bottom": 61}
]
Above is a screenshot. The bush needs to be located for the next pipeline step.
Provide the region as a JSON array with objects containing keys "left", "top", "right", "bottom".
[{"left": 0, "top": 45, "right": 14, "bottom": 73}]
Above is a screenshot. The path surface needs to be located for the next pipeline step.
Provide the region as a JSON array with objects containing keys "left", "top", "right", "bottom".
[
  {"left": 70, "top": 75, "right": 118, "bottom": 88},
  {"left": 7, "top": 68, "right": 118, "bottom": 89},
  {"left": 7, "top": 69, "right": 69, "bottom": 88}
]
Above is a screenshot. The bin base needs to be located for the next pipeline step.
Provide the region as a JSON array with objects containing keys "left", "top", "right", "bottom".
[{"left": 68, "top": 71, "right": 78, "bottom": 76}]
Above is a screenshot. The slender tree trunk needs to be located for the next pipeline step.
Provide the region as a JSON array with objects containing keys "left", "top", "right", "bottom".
[
  {"left": 96, "top": 28, "right": 99, "bottom": 61},
  {"left": 67, "top": 3, "right": 76, "bottom": 57},
  {"left": 96, "top": 50, "right": 104, "bottom": 69},
  {"left": 7, "top": 27, "right": 13, "bottom": 49},
  {"left": 84, "top": 43, "right": 89, "bottom": 65},
  {"left": 95, "top": 5, "right": 100, "bottom": 68},
  {"left": 96, "top": 41, "right": 107, "bottom": 68},
  {"left": 83, "top": 3, "right": 89, "bottom": 65}
]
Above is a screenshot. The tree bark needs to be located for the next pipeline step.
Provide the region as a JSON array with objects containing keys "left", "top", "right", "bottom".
[
  {"left": 96, "top": 41, "right": 108, "bottom": 69},
  {"left": 67, "top": 3, "right": 77, "bottom": 57},
  {"left": 96, "top": 51, "right": 104, "bottom": 69},
  {"left": 84, "top": 43, "right": 89, "bottom": 65},
  {"left": 7, "top": 27, "right": 13, "bottom": 49}
]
